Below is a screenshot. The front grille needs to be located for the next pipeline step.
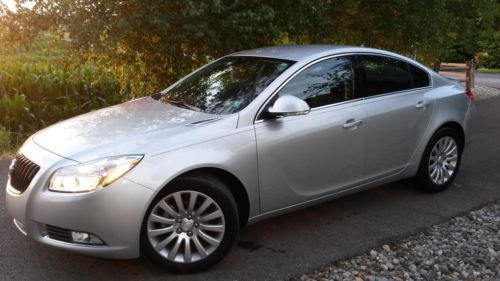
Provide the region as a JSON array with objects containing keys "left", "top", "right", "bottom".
[
  {"left": 46, "top": 225, "right": 72, "bottom": 243},
  {"left": 9, "top": 154, "right": 40, "bottom": 194}
]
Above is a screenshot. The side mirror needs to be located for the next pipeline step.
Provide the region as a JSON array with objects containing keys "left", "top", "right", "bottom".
[{"left": 267, "top": 95, "right": 310, "bottom": 117}]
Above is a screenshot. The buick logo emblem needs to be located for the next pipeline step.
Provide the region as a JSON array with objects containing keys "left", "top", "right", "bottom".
[{"left": 8, "top": 158, "right": 17, "bottom": 176}]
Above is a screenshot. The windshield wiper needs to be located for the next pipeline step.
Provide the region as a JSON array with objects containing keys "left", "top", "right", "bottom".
[{"left": 159, "top": 96, "right": 202, "bottom": 112}]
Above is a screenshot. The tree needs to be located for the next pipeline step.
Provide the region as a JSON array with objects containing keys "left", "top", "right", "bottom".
[
  {"left": 323, "top": 0, "right": 453, "bottom": 61},
  {"left": 2, "top": 0, "right": 498, "bottom": 83},
  {"left": 1, "top": 0, "right": 331, "bottom": 83},
  {"left": 441, "top": 0, "right": 498, "bottom": 62}
]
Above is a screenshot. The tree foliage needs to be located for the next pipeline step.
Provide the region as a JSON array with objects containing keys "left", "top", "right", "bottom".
[
  {"left": 0, "top": 2, "right": 483, "bottom": 75},
  {"left": 441, "top": 0, "right": 499, "bottom": 62},
  {"left": 1, "top": 0, "right": 499, "bottom": 82},
  {"left": 2, "top": 0, "right": 331, "bottom": 84}
]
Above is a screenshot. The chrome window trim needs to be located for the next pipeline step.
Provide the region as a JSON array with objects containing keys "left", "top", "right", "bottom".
[
  {"left": 253, "top": 52, "right": 433, "bottom": 124},
  {"left": 362, "top": 86, "right": 433, "bottom": 101},
  {"left": 310, "top": 97, "right": 364, "bottom": 111}
]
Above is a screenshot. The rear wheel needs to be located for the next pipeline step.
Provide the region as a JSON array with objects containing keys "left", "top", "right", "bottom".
[
  {"left": 415, "top": 127, "right": 463, "bottom": 192},
  {"left": 141, "top": 174, "right": 239, "bottom": 273}
]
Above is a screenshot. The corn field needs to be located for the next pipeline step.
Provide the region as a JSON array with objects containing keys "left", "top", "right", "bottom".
[{"left": 0, "top": 35, "right": 161, "bottom": 152}]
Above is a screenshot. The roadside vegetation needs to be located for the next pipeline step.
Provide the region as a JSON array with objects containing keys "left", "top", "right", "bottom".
[
  {"left": 0, "top": 126, "right": 13, "bottom": 157},
  {"left": 0, "top": 34, "right": 156, "bottom": 146},
  {"left": 477, "top": 68, "right": 500, "bottom": 74},
  {"left": 0, "top": 0, "right": 499, "bottom": 157}
]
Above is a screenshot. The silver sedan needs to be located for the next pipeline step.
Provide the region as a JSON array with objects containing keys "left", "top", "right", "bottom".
[{"left": 5, "top": 45, "right": 474, "bottom": 272}]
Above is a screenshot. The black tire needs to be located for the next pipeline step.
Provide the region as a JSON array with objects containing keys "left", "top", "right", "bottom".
[
  {"left": 141, "top": 173, "right": 239, "bottom": 273},
  {"left": 415, "top": 127, "right": 463, "bottom": 192}
]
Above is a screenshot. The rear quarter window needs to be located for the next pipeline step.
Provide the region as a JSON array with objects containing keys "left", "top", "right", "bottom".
[{"left": 408, "top": 64, "right": 430, "bottom": 88}]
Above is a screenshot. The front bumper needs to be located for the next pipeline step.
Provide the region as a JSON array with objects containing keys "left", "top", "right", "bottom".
[{"left": 5, "top": 139, "right": 154, "bottom": 259}]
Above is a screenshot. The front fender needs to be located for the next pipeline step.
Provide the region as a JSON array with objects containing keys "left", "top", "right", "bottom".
[{"left": 124, "top": 127, "right": 260, "bottom": 218}]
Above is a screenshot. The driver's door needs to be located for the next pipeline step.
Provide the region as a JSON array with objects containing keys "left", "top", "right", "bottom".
[{"left": 254, "top": 56, "right": 366, "bottom": 213}]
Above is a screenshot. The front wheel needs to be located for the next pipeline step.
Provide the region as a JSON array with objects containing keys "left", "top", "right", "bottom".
[
  {"left": 141, "top": 174, "right": 239, "bottom": 273},
  {"left": 415, "top": 127, "right": 463, "bottom": 192}
]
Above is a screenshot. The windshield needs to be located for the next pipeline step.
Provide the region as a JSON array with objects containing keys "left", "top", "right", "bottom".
[{"left": 158, "top": 56, "right": 294, "bottom": 115}]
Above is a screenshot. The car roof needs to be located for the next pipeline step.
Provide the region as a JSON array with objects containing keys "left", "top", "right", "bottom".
[
  {"left": 229, "top": 45, "right": 371, "bottom": 61},
  {"left": 229, "top": 44, "right": 424, "bottom": 64},
  {"left": 228, "top": 45, "right": 435, "bottom": 76}
]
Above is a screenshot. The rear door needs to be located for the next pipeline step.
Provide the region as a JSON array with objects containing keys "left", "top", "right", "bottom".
[{"left": 355, "top": 54, "right": 433, "bottom": 181}]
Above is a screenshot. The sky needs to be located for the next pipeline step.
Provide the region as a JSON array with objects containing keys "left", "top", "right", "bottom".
[
  {"left": 1, "top": 0, "right": 35, "bottom": 11},
  {"left": 1, "top": 0, "right": 16, "bottom": 11}
]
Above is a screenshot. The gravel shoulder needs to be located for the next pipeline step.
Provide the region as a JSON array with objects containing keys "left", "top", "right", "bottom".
[
  {"left": 473, "top": 85, "right": 500, "bottom": 100},
  {"left": 297, "top": 201, "right": 500, "bottom": 281}
]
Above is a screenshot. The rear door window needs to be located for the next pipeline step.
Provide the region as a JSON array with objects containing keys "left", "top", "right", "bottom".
[{"left": 356, "top": 55, "right": 413, "bottom": 97}]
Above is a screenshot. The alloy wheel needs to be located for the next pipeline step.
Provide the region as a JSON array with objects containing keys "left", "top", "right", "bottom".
[
  {"left": 428, "top": 136, "right": 459, "bottom": 185},
  {"left": 147, "top": 190, "right": 225, "bottom": 263}
]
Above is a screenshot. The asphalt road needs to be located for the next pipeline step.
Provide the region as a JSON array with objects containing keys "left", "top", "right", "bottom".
[
  {"left": 1, "top": 98, "right": 500, "bottom": 281},
  {"left": 476, "top": 72, "right": 500, "bottom": 89}
]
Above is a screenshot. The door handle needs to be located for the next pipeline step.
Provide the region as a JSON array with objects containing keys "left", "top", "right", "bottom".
[
  {"left": 415, "top": 101, "right": 428, "bottom": 109},
  {"left": 343, "top": 119, "right": 363, "bottom": 129}
]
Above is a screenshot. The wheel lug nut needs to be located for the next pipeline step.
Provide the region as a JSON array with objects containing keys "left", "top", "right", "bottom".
[
  {"left": 176, "top": 218, "right": 182, "bottom": 223},
  {"left": 176, "top": 228, "right": 182, "bottom": 233},
  {"left": 187, "top": 231, "right": 193, "bottom": 236},
  {"left": 187, "top": 215, "right": 192, "bottom": 219},
  {"left": 194, "top": 223, "right": 199, "bottom": 227}
]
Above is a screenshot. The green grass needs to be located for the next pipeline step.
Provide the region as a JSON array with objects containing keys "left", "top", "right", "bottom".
[{"left": 477, "top": 68, "right": 500, "bottom": 74}]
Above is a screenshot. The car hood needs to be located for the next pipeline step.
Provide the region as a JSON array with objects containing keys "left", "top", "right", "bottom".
[{"left": 32, "top": 97, "right": 238, "bottom": 162}]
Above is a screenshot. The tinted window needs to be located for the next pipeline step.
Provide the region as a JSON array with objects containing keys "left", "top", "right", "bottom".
[
  {"left": 357, "top": 55, "right": 412, "bottom": 96},
  {"left": 161, "top": 57, "right": 294, "bottom": 115},
  {"left": 409, "top": 63, "right": 430, "bottom": 88},
  {"left": 278, "top": 56, "right": 355, "bottom": 108}
]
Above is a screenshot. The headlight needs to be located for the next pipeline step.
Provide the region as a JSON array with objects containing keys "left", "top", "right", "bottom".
[{"left": 48, "top": 155, "right": 143, "bottom": 193}]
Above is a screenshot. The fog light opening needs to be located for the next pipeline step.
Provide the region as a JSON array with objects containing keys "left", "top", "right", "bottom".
[{"left": 71, "top": 231, "right": 104, "bottom": 245}]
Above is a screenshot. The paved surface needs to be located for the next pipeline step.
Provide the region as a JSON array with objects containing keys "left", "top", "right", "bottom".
[
  {"left": 476, "top": 73, "right": 500, "bottom": 89},
  {"left": 1, "top": 98, "right": 500, "bottom": 281}
]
